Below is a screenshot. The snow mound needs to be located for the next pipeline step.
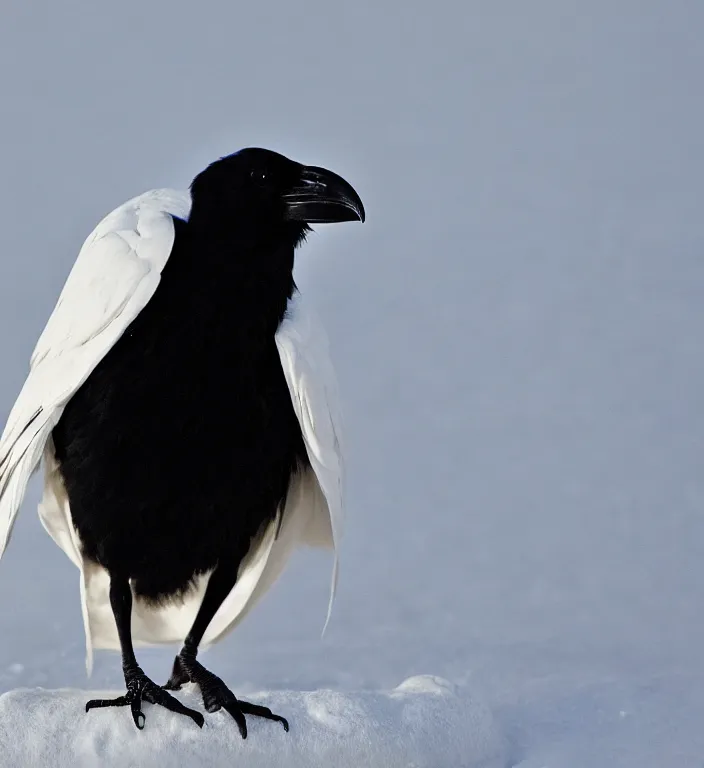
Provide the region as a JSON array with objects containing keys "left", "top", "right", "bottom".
[{"left": 0, "top": 675, "right": 505, "bottom": 768}]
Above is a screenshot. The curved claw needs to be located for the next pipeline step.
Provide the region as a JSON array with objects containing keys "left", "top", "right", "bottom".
[
  {"left": 223, "top": 699, "right": 248, "bottom": 739},
  {"left": 238, "top": 701, "right": 289, "bottom": 732},
  {"left": 132, "top": 700, "right": 145, "bottom": 730},
  {"left": 172, "top": 702, "right": 204, "bottom": 729}
]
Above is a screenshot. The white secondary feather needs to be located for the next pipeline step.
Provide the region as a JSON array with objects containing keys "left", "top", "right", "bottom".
[{"left": 0, "top": 189, "right": 343, "bottom": 672}]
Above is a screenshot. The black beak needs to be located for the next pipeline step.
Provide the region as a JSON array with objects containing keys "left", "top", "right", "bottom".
[{"left": 283, "top": 165, "right": 365, "bottom": 224}]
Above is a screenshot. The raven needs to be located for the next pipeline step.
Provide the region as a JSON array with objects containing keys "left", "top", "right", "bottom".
[{"left": 0, "top": 148, "right": 364, "bottom": 735}]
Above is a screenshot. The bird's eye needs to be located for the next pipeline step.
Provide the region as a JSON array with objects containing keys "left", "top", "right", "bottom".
[{"left": 250, "top": 169, "right": 269, "bottom": 185}]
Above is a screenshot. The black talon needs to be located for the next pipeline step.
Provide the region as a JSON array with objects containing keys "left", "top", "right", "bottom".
[
  {"left": 86, "top": 666, "right": 204, "bottom": 730},
  {"left": 166, "top": 652, "right": 287, "bottom": 737},
  {"left": 132, "top": 706, "right": 145, "bottom": 730},
  {"left": 223, "top": 699, "right": 248, "bottom": 739},
  {"left": 238, "top": 700, "right": 289, "bottom": 731}
]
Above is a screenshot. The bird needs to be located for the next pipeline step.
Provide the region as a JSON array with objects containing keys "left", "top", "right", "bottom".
[{"left": 0, "top": 147, "right": 364, "bottom": 735}]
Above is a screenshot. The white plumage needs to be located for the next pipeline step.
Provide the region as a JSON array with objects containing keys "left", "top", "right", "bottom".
[{"left": 0, "top": 189, "right": 343, "bottom": 672}]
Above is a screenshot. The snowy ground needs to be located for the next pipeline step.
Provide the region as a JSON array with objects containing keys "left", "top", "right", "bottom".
[
  {"left": 1, "top": 1, "right": 704, "bottom": 766},
  {"left": 0, "top": 676, "right": 505, "bottom": 768}
]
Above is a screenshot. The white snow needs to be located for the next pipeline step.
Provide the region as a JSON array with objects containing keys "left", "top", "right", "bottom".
[{"left": 0, "top": 676, "right": 505, "bottom": 768}]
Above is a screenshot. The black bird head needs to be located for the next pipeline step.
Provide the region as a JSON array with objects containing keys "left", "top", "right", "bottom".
[{"left": 189, "top": 148, "right": 365, "bottom": 245}]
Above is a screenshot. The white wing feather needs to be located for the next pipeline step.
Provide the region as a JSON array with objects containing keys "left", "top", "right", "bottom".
[
  {"left": 0, "top": 189, "right": 190, "bottom": 558},
  {"left": 0, "top": 188, "right": 344, "bottom": 667},
  {"left": 276, "top": 296, "right": 345, "bottom": 628}
]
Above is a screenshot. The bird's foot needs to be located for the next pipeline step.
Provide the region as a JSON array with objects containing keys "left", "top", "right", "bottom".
[
  {"left": 86, "top": 665, "right": 204, "bottom": 730},
  {"left": 163, "top": 654, "right": 288, "bottom": 738}
]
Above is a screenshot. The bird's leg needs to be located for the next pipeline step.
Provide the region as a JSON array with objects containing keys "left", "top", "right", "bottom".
[
  {"left": 86, "top": 575, "right": 204, "bottom": 730},
  {"left": 163, "top": 563, "right": 288, "bottom": 738}
]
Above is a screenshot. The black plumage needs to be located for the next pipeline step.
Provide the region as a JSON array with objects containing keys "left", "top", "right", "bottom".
[{"left": 53, "top": 191, "right": 309, "bottom": 603}]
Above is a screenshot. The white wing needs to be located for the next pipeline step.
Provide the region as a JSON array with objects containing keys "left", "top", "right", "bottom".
[
  {"left": 276, "top": 294, "right": 345, "bottom": 628},
  {"left": 0, "top": 188, "right": 190, "bottom": 556}
]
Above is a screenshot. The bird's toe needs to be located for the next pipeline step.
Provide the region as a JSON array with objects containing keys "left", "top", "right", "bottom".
[
  {"left": 183, "top": 657, "right": 287, "bottom": 736},
  {"left": 162, "top": 654, "right": 191, "bottom": 691},
  {"left": 85, "top": 668, "right": 204, "bottom": 730}
]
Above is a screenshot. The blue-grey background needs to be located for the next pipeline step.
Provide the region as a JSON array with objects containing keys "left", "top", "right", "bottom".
[{"left": 1, "top": 2, "right": 703, "bottom": 764}]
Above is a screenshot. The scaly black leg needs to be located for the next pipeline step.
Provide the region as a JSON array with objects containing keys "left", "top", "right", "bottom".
[
  {"left": 163, "top": 562, "right": 289, "bottom": 738},
  {"left": 86, "top": 575, "right": 204, "bottom": 730}
]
